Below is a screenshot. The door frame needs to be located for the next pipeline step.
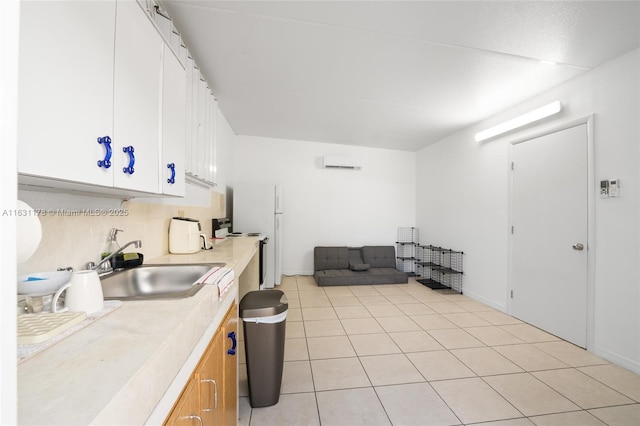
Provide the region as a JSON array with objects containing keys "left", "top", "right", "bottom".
[{"left": 507, "top": 115, "right": 595, "bottom": 349}]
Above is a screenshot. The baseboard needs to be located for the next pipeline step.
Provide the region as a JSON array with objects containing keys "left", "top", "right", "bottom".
[
  {"left": 281, "top": 271, "right": 314, "bottom": 277},
  {"left": 458, "top": 287, "right": 507, "bottom": 313},
  {"left": 592, "top": 345, "right": 640, "bottom": 374},
  {"left": 462, "top": 288, "right": 640, "bottom": 374}
]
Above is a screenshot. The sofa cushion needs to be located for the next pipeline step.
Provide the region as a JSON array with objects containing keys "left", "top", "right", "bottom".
[
  {"left": 349, "top": 262, "right": 370, "bottom": 271},
  {"left": 361, "top": 246, "right": 397, "bottom": 268},
  {"left": 348, "top": 248, "right": 365, "bottom": 264},
  {"left": 314, "top": 246, "right": 349, "bottom": 271},
  {"left": 314, "top": 267, "right": 407, "bottom": 286}
]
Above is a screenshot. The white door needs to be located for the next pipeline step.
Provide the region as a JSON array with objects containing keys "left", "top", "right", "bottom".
[{"left": 511, "top": 123, "right": 588, "bottom": 348}]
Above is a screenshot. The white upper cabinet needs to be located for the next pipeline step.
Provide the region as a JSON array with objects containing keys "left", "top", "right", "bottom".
[
  {"left": 18, "top": 1, "right": 116, "bottom": 187},
  {"left": 112, "top": 0, "right": 163, "bottom": 193},
  {"left": 184, "top": 63, "right": 217, "bottom": 188},
  {"left": 188, "top": 66, "right": 203, "bottom": 180},
  {"left": 161, "top": 46, "right": 186, "bottom": 196},
  {"left": 196, "top": 78, "right": 208, "bottom": 180},
  {"left": 18, "top": 0, "right": 188, "bottom": 197},
  {"left": 184, "top": 57, "right": 195, "bottom": 175}
]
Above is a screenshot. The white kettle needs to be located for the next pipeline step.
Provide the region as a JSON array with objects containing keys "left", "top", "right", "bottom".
[{"left": 52, "top": 270, "right": 104, "bottom": 314}]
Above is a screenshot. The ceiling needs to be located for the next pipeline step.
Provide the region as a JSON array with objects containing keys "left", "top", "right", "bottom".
[{"left": 162, "top": 1, "right": 640, "bottom": 151}]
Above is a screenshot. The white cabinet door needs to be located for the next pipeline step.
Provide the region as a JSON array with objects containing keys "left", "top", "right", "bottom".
[
  {"left": 161, "top": 46, "right": 186, "bottom": 196},
  {"left": 184, "top": 57, "right": 195, "bottom": 175},
  {"left": 18, "top": 1, "right": 116, "bottom": 187},
  {"left": 185, "top": 74, "right": 216, "bottom": 186},
  {"left": 208, "top": 95, "right": 218, "bottom": 184},
  {"left": 112, "top": 0, "right": 163, "bottom": 193},
  {"left": 196, "top": 78, "right": 208, "bottom": 179},
  {"left": 187, "top": 64, "right": 201, "bottom": 178},
  {"left": 203, "top": 91, "right": 213, "bottom": 183}
]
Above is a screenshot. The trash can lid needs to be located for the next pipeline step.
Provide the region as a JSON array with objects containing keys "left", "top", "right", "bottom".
[{"left": 239, "top": 289, "right": 288, "bottom": 318}]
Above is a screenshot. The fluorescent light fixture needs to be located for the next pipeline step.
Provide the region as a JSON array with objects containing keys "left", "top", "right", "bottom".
[{"left": 475, "top": 101, "right": 562, "bottom": 142}]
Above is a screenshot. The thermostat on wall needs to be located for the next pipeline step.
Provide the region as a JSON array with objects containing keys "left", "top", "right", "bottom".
[{"left": 600, "top": 178, "right": 620, "bottom": 198}]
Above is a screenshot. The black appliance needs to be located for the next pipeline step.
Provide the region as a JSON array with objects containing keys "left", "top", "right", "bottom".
[
  {"left": 212, "top": 218, "right": 232, "bottom": 238},
  {"left": 217, "top": 217, "right": 268, "bottom": 288}
]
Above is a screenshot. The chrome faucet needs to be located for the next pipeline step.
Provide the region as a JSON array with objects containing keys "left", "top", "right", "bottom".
[{"left": 93, "top": 240, "right": 142, "bottom": 273}]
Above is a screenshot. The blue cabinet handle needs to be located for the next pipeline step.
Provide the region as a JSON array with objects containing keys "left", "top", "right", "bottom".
[
  {"left": 227, "top": 331, "right": 237, "bottom": 355},
  {"left": 97, "top": 136, "right": 112, "bottom": 169},
  {"left": 122, "top": 146, "right": 135, "bottom": 174},
  {"left": 167, "top": 163, "right": 176, "bottom": 184}
]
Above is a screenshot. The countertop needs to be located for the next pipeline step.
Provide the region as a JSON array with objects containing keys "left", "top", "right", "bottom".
[{"left": 17, "top": 237, "right": 258, "bottom": 425}]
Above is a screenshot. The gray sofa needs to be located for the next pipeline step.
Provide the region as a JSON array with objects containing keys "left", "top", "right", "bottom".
[{"left": 314, "top": 246, "right": 409, "bottom": 286}]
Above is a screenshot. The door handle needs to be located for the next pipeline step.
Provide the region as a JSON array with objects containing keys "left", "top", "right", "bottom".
[
  {"left": 227, "top": 331, "right": 237, "bottom": 355},
  {"left": 200, "top": 378, "right": 218, "bottom": 411},
  {"left": 122, "top": 146, "right": 135, "bottom": 174},
  {"left": 167, "top": 163, "right": 176, "bottom": 184},
  {"left": 179, "top": 415, "right": 203, "bottom": 426},
  {"left": 572, "top": 243, "right": 584, "bottom": 251},
  {"left": 97, "top": 136, "right": 112, "bottom": 169}
]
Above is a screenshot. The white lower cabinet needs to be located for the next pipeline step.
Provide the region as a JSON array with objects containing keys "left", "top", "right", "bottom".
[{"left": 18, "top": 0, "right": 186, "bottom": 197}]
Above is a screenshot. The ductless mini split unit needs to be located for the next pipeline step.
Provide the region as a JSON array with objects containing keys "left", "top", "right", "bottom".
[{"left": 322, "top": 156, "right": 362, "bottom": 169}]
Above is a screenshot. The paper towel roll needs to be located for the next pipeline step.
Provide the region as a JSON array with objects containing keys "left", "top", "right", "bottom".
[{"left": 16, "top": 200, "right": 42, "bottom": 263}]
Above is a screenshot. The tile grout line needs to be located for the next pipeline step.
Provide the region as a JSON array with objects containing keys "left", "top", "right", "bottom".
[
  {"left": 244, "top": 277, "right": 639, "bottom": 425},
  {"left": 297, "top": 277, "right": 324, "bottom": 426}
]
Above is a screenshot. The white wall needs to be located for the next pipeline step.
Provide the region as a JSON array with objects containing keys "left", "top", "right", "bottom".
[
  {"left": 233, "top": 136, "right": 416, "bottom": 275},
  {"left": 416, "top": 49, "right": 640, "bottom": 372},
  {"left": 0, "top": 0, "right": 19, "bottom": 422}
]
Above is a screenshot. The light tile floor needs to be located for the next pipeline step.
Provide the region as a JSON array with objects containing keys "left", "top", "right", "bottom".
[{"left": 238, "top": 276, "right": 640, "bottom": 426}]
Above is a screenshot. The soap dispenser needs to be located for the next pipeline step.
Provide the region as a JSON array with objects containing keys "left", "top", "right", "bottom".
[{"left": 101, "top": 228, "right": 122, "bottom": 262}]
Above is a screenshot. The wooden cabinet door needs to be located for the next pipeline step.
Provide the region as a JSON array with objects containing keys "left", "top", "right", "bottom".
[
  {"left": 197, "top": 329, "right": 224, "bottom": 425},
  {"left": 223, "top": 304, "right": 238, "bottom": 426},
  {"left": 161, "top": 45, "right": 186, "bottom": 196},
  {"left": 165, "top": 303, "right": 238, "bottom": 426},
  {"left": 18, "top": 1, "right": 116, "bottom": 187},
  {"left": 112, "top": 0, "right": 163, "bottom": 193},
  {"left": 164, "top": 376, "right": 201, "bottom": 426}
]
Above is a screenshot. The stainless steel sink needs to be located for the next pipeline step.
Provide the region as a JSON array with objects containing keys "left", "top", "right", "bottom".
[{"left": 100, "top": 263, "right": 225, "bottom": 300}]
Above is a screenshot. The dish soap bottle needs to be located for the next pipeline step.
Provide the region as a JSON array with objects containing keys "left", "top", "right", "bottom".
[{"left": 101, "top": 228, "right": 122, "bottom": 265}]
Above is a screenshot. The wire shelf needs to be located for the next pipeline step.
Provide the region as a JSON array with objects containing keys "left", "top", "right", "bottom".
[
  {"left": 396, "top": 227, "right": 419, "bottom": 275},
  {"left": 397, "top": 227, "right": 419, "bottom": 243},
  {"left": 415, "top": 245, "right": 463, "bottom": 293}
]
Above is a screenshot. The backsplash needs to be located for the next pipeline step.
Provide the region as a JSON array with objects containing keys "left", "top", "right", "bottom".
[{"left": 18, "top": 192, "right": 225, "bottom": 275}]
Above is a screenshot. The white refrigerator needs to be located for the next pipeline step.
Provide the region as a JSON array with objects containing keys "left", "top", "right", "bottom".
[{"left": 233, "top": 183, "right": 283, "bottom": 288}]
